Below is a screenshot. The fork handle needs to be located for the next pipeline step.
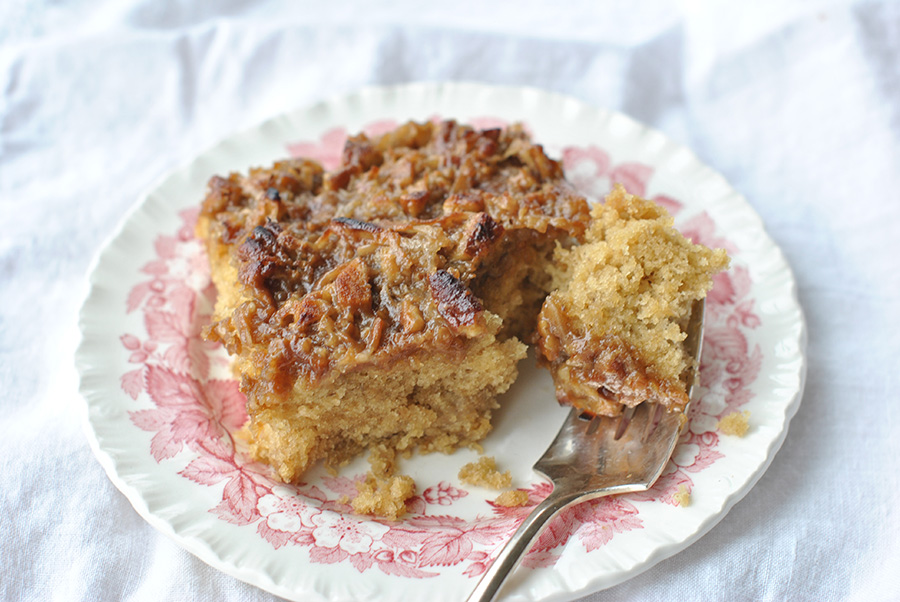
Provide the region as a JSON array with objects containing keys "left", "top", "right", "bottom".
[{"left": 466, "top": 488, "right": 583, "bottom": 602}]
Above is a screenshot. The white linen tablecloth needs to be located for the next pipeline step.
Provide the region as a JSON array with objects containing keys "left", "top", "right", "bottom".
[{"left": 2, "top": 1, "right": 899, "bottom": 600}]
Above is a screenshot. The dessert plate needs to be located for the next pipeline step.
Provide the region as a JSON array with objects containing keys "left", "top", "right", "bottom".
[{"left": 76, "top": 82, "right": 806, "bottom": 602}]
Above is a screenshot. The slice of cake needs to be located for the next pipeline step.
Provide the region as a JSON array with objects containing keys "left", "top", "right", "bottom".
[
  {"left": 197, "top": 121, "right": 590, "bottom": 483},
  {"left": 536, "top": 185, "right": 729, "bottom": 417}
]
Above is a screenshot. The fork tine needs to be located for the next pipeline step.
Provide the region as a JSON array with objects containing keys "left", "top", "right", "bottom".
[
  {"left": 613, "top": 405, "right": 635, "bottom": 440},
  {"left": 585, "top": 414, "right": 602, "bottom": 436},
  {"left": 643, "top": 402, "right": 666, "bottom": 443}
]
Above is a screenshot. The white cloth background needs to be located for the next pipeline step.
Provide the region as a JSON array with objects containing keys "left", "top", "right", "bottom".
[{"left": 2, "top": 1, "right": 899, "bottom": 600}]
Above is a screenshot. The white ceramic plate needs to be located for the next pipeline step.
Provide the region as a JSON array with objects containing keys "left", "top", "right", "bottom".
[{"left": 76, "top": 83, "right": 806, "bottom": 602}]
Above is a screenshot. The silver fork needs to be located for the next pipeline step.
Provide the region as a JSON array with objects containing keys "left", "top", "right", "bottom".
[{"left": 466, "top": 299, "right": 706, "bottom": 602}]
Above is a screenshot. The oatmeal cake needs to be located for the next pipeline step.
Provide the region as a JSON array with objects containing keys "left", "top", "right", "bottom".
[
  {"left": 197, "top": 120, "right": 590, "bottom": 483},
  {"left": 536, "top": 185, "right": 729, "bottom": 417}
]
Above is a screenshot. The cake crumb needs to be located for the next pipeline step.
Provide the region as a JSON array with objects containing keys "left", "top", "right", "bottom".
[
  {"left": 718, "top": 411, "right": 751, "bottom": 437},
  {"left": 351, "top": 473, "right": 416, "bottom": 520},
  {"left": 494, "top": 490, "right": 529, "bottom": 507},
  {"left": 367, "top": 445, "right": 398, "bottom": 479},
  {"left": 673, "top": 485, "right": 691, "bottom": 507},
  {"left": 458, "top": 456, "right": 512, "bottom": 489}
]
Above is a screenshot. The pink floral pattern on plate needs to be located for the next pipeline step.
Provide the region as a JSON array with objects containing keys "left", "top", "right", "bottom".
[{"left": 119, "top": 120, "right": 761, "bottom": 579}]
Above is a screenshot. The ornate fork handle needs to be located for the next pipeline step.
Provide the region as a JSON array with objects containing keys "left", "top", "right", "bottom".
[{"left": 467, "top": 488, "right": 598, "bottom": 602}]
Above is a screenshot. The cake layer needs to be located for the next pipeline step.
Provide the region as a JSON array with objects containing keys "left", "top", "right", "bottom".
[{"left": 245, "top": 333, "right": 526, "bottom": 482}]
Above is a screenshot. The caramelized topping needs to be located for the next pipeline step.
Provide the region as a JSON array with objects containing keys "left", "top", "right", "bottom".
[{"left": 200, "top": 120, "right": 590, "bottom": 389}]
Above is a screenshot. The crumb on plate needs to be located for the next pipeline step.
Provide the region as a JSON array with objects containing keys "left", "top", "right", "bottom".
[
  {"left": 458, "top": 456, "right": 512, "bottom": 489},
  {"left": 673, "top": 485, "right": 691, "bottom": 507},
  {"left": 718, "top": 410, "right": 751, "bottom": 437},
  {"left": 494, "top": 490, "right": 530, "bottom": 507},
  {"left": 351, "top": 473, "right": 416, "bottom": 520}
]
